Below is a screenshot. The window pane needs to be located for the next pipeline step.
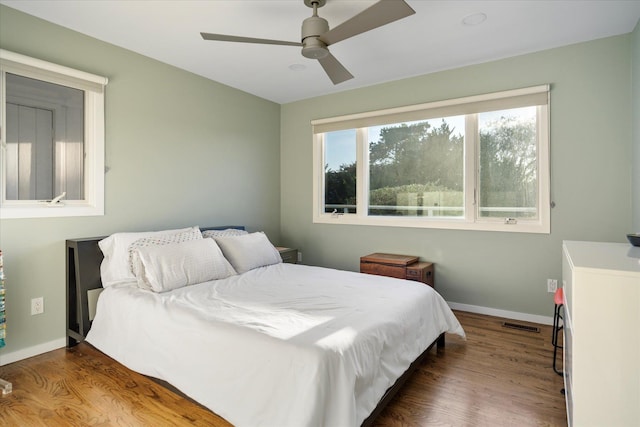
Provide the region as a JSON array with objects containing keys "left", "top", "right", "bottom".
[
  {"left": 478, "top": 106, "right": 537, "bottom": 218},
  {"left": 5, "top": 73, "right": 84, "bottom": 201},
  {"left": 368, "top": 117, "right": 464, "bottom": 217},
  {"left": 324, "top": 129, "right": 357, "bottom": 214}
]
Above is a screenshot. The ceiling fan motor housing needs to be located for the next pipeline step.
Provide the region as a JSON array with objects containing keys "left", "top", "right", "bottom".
[{"left": 301, "top": 15, "right": 329, "bottom": 59}]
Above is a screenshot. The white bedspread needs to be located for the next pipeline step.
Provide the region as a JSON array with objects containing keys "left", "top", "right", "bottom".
[{"left": 87, "top": 263, "right": 464, "bottom": 427}]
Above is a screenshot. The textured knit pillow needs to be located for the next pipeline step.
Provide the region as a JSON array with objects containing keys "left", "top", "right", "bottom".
[
  {"left": 128, "top": 227, "right": 203, "bottom": 278},
  {"left": 134, "top": 239, "right": 237, "bottom": 292},
  {"left": 202, "top": 228, "right": 248, "bottom": 239}
]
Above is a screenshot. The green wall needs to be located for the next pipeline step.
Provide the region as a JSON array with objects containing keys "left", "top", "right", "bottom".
[
  {"left": 0, "top": 5, "right": 281, "bottom": 361},
  {"left": 280, "top": 34, "right": 633, "bottom": 319}
]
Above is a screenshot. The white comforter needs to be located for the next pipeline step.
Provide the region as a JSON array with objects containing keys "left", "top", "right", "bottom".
[{"left": 87, "top": 263, "right": 464, "bottom": 427}]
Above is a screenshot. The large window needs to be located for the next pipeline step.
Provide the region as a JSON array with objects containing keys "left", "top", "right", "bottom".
[
  {"left": 313, "top": 86, "right": 550, "bottom": 233},
  {"left": 0, "top": 49, "right": 108, "bottom": 218}
]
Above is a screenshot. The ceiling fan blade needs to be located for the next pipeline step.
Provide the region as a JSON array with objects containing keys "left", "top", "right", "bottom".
[
  {"left": 317, "top": 52, "right": 354, "bottom": 85},
  {"left": 320, "top": 0, "right": 415, "bottom": 46},
  {"left": 200, "top": 32, "right": 301, "bottom": 47}
]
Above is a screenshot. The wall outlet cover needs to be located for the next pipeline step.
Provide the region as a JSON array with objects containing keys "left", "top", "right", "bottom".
[{"left": 31, "top": 297, "right": 44, "bottom": 315}]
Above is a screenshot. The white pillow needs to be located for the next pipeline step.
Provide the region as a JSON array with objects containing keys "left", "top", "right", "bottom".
[
  {"left": 128, "top": 228, "right": 203, "bottom": 278},
  {"left": 134, "top": 238, "right": 237, "bottom": 292},
  {"left": 202, "top": 228, "right": 248, "bottom": 239},
  {"left": 98, "top": 226, "right": 198, "bottom": 287},
  {"left": 214, "top": 232, "right": 282, "bottom": 274}
]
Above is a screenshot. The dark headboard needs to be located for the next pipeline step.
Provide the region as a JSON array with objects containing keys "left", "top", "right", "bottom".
[
  {"left": 199, "top": 226, "right": 245, "bottom": 232},
  {"left": 65, "top": 226, "right": 245, "bottom": 347}
]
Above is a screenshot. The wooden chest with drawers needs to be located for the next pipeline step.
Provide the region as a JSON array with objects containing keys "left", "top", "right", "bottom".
[{"left": 360, "top": 252, "right": 434, "bottom": 288}]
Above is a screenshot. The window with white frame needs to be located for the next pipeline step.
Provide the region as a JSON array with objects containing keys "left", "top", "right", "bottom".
[
  {"left": 312, "top": 85, "right": 550, "bottom": 233},
  {"left": 0, "top": 49, "right": 108, "bottom": 219}
]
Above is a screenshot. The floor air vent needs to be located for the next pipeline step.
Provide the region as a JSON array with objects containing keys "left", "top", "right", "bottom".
[{"left": 502, "top": 321, "right": 540, "bottom": 333}]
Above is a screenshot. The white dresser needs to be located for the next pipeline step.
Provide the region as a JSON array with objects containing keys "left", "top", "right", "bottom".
[{"left": 562, "top": 241, "right": 640, "bottom": 427}]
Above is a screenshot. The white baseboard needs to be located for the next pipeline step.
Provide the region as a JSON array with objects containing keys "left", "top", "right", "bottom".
[
  {"left": 0, "top": 337, "right": 66, "bottom": 366},
  {"left": 447, "top": 301, "right": 554, "bottom": 326}
]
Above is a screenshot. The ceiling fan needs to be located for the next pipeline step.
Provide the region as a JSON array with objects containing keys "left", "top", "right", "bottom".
[{"left": 201, "top": 0, "right": 415, "bottom": 85}]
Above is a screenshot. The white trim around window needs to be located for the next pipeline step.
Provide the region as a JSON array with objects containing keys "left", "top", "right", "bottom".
[
  {"left": 0, "top": 49, "right": 108, "bottom": 219},
  {"left": 312, "top": 85, "right": 551, "bottom": 233}
]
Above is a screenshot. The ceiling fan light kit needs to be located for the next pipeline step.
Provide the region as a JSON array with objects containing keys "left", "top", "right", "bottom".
[
  {"left": 301, "top": 38, "right": 329, "bottom": 60},
  {"left": 201, "top": 0, "right": 415, "bottom": 85}
]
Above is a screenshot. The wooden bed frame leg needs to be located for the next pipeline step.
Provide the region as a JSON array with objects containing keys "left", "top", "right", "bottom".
[{"left": 437, "top": 332, "right": 445, "bottom": 349}]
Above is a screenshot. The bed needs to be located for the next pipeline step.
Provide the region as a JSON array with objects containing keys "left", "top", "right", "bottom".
[{"left": 66, "top": 226, "right": 464, "bottom": 427}]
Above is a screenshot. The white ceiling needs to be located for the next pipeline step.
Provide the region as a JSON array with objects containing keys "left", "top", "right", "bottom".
[{"left": 2, "top": 0, "right": 640, "bottom": 104}]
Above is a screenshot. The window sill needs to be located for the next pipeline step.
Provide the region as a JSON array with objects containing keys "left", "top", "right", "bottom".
[
  {"left": 312, "top": 213, "right": 550, "bottom": 234},
  {"left": 1, "top": 202, "right": 104, "bottom": 219}
]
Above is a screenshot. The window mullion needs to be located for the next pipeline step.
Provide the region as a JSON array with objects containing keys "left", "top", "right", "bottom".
[
  {"left": 537, "top": 104, "right": 551, "bottom": 227},
  {"left": 312, "top": 133, "right": 324, "bottom": 220},
  {"left": 464, "top": 114, "right": 478, "bottom": 222},
  {"left": 356, "top": 127, "right": 368, "bottom": 218}
]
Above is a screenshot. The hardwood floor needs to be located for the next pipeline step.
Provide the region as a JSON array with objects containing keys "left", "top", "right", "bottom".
[
  {"left": 0, "top": 311, "right": 566, "bottom": 426},
  {"left": 372, "top": 311, "right": 567, "bottom": 427}
]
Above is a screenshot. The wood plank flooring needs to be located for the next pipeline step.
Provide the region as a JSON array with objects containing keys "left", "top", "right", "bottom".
[{"left": 0, "top": 311, "right": 567, "bottom": 426}]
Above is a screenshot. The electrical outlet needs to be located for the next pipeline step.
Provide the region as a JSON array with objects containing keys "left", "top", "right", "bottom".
[
  {"left": 31, "top": 297, "right": 44, "bottom": 315},
  {"left": 297, "top": 251, "right": 302, "bottom": 263},
  {"left": 547, "top": 279, "right": 558, "bottom": 293}
]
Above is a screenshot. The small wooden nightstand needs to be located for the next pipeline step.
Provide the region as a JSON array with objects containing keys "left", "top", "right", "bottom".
[
  {"left": 276, "top": 247, "right": 298, "bottom": 264},
  {"left": 360, "top": 252, "right": 434, "bottom": 288}
]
